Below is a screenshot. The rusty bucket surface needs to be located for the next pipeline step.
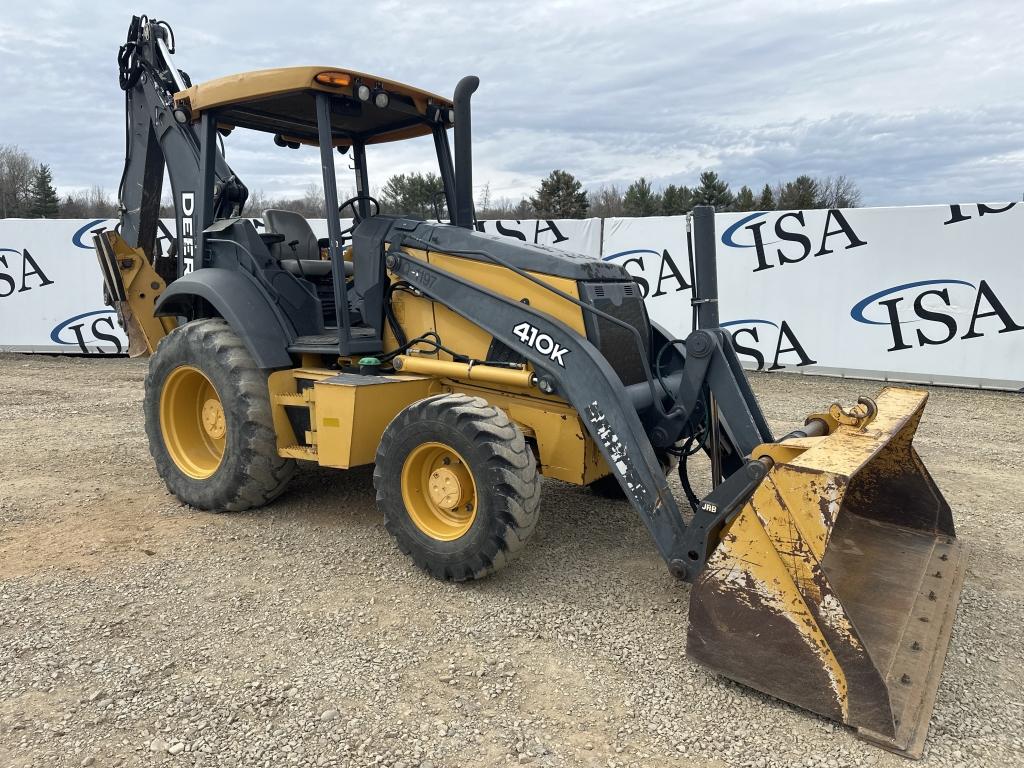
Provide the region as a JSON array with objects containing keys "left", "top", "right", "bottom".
[{"left": 686, "top": 387, "right": 965, "bottom": 758}]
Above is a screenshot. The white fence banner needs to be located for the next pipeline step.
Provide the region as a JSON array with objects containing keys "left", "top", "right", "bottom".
[
  {"left": 297, "top": 218, "right": 602, "bottom": 255},
  {"left": 601, "top": 215, "right": 694, "bottom": 338},
  {"left": 711, "top": 204, "right": 1024, "bottom": 390},
  {"left": 0, "top": 218, "right": 125, "bottom": 354},
  {"left": 473, "top": 218, "right": 602, "bottom": 256},
  {"left": 2, "top": 206, "right": 1022, "bottom": 390}
]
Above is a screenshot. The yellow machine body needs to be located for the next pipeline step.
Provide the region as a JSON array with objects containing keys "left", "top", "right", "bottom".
[
  {"left": 102, "top": 236, "right": 612, "bottom": 485},
  {"left": 100, "top": 224, "right": 962, "bottom": 759}
]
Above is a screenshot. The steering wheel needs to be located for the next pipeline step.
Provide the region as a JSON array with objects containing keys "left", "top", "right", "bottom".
[{"left": 338, "top": 195, "right": 380, "bottom": 241}]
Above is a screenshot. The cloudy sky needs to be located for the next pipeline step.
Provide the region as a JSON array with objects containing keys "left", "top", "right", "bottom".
[{"left": 1, "top": 0, "right": 1021, "bottom": 207}]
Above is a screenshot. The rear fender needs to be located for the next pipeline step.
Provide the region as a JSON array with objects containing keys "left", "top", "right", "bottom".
[{"left": 154, "top": 268, "right": 295, "bottom": 369}]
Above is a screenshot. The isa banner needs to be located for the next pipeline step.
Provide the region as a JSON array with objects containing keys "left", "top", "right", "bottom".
[
  {"left": 715, "top": 203, "right": 1024, "bottom": 389},
  {"left": 601, "top": 216, "right": 694, "bottom": 339},
  {"left": 311, "top": 217, "right": 602, "bottom": 255},
  {"left": 0, "top": 218, "right": 126, "bottom": 354},
  {"left": 474, "top": 218, "right": 602, "bottom": 256}
]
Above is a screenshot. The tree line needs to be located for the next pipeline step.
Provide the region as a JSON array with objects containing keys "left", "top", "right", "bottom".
[
  {"left": 0, "top": 142, "right": 862, "bottom": 220},
  {"left": 374, "top": 169, "right": 862, "bottom": 220}
]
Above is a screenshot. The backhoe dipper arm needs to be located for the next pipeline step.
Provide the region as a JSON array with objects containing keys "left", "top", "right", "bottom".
[
  {"left": 387, "top": 247, "right": 768, "bottom": 582},
  {"left": 115, "top": 15, "right": 245, "bottom": 280}
]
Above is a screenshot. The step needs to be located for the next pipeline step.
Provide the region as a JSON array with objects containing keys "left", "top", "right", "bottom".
[{"left": 279, "top": 444, "right": 318, "bottom": 461}]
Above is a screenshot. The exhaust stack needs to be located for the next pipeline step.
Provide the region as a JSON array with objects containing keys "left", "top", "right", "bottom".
[{"left": 452, "top": 75, "right": 479, "bottom": 229}]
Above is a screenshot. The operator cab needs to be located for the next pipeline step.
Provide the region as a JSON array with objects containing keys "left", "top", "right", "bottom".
[{"left": 171, "top": 66, "right": 472, "bottom": 356}]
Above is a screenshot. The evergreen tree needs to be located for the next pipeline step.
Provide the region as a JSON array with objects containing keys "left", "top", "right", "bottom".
[
  {"left": 378, "top": 172, "right": 445, "bottom": 219},
  {"left": 733, "top": 185, "right": 756, "bottom": 212},
  {"left": 756, "top": 183, "right": 775, "bottom": 211},
  {"left": 28, "top": 164, "right": 60, "bottom": 218},
  {"left": 691, "top": 170, "right": 734, "bottom": 210},
  {"left": 661, "top": 184, "right": 693, "bottom": 215},
  {"left": 776, "top": 175, "right": 820, "bottom": 210},
  {"left": 529, "top": 170, "right": 589, "bottom": 218},
  {"left": 622, "top": 177, "right": 662, "bottom": 217}
]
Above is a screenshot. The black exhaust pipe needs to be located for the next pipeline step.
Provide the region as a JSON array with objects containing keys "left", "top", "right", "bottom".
[
  {"left": 691, "top": 205, "right": 720, "bottom": 330},
  {"left": 453, "top": 75, "right": 480, "bottom": 229}
]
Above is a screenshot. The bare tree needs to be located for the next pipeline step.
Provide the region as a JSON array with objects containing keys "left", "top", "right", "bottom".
[
  {"left": 587, "top": 185, "right": 625, "bottom": 217},
  {"left": 0, "top": 144, "right": 38, "bottom": 218},
  {"left": 60, "top": 186, "right": 118, "bottom": 218},
  {"left": 817, "top": 175, "right": 862, "bottom": 208},
  {"left": 477, "top": 193, "right": 533, "bottom": 219}
]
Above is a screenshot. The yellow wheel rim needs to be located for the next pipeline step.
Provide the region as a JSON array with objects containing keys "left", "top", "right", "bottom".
[
  {"left": 159, "top": 365, "right": 226, "bottom": 479},
  {"left": 401, "top": 442, "right": 478, "bottom": 541}
]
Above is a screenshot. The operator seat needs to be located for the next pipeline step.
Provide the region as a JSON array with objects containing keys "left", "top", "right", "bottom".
[{"left": 261, "top": 209, "right": 334, "bottom": 278}]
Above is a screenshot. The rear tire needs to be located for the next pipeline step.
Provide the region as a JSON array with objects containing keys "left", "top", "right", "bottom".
[
  {"left": 144, "top": 318, "right": 296, "bottom": 511},
  {"left": 374, "top": 393, "right": 541, "bottom": 581}
]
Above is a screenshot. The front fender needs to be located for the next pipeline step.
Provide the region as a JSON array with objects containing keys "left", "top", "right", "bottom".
[{"left": 155, "top": 268, "right": 295, "bottom": 369}]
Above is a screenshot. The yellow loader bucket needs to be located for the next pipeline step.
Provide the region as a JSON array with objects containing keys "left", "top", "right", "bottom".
[{"left": 687, "top": 387, "right": 964, "bottom": 758}]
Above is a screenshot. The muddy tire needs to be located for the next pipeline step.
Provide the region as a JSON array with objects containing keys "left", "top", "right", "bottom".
[
  {"left": 144, "top": 318, "right": 295, "bottom": 511},
  {"left": 374, "top": 393, "right": 541, "bottom": 581}
]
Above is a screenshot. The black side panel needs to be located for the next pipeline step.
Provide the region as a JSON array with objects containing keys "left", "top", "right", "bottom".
[
  {"left": 154, "top": 268, "right": 296, "bottom": 370},
  {"left": 351, "top": 216, "right": 400, "bottom": 338},
  {"left": 204, "top": 218, "right": 323, "bottom": 337},
  {"left": 579, "top": 281, "right": 651, "bottom": 386}
]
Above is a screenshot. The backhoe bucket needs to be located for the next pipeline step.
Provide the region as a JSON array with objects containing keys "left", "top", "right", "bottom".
[
  {"left": 687, "top": 387, "right": 964, "bottom": 758},
  {"left": 92, "top": 230, "right": 174, "bottom": 357}
]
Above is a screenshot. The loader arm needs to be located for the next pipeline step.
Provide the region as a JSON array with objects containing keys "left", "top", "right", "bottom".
[{"left": 386, "top": 244, "right": 773, "bottom": 582}]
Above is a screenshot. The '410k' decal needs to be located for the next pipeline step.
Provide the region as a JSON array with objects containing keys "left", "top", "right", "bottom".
[{"left": 512, "top": 322, "right": 570, "bottom": 367}]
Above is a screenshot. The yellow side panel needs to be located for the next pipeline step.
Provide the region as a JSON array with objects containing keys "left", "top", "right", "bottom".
[
  {"left": 314, "top": 375, "right": 436, "bottom": 468},
  {"left": 446, "top": 382, "right": 602, "bottom": 485},
  {"left": 382, "top": 286, "right": 437, "bottom": 356},
  {"left": 424, "top": 252, "right": 586, "bottom": 363}
]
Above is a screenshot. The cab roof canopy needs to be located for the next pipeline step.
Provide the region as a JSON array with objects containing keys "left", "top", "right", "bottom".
[{"left": 173, "top": 66, "right": 454, "bottom": 146}]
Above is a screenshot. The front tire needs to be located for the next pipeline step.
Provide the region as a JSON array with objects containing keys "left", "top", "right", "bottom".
[
  {"left": 144, "top": 319, "right": 295, "bottom": 511},
  {"left": 374, "top": 394, "right": 541, "bottom": 581}
]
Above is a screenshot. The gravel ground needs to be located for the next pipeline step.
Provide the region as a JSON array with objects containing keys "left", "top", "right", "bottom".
[{"left": 0, "top": 353, "right": 1021, "bottom": 768}]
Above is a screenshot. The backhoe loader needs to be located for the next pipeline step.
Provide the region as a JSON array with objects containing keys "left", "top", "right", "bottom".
[{"left": 94, "top": 15, "right": 965, "bottom": 757}]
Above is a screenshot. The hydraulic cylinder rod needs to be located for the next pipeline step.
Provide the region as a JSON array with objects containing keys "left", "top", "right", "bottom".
[{"left": 392, "top": 355, "right": 536, "bottom": 389}]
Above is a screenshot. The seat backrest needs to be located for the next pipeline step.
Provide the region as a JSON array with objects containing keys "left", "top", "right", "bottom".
[{"left": 262, "top": 209, "right": 319, "bottom": 261}]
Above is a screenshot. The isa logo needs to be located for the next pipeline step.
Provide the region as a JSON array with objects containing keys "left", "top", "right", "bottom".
[
  {"left": 50, "top": 310, "right": 125, "bottom": 355},
  {"left": 721, "top": 209, "right": 867, "bottom": 273},
  {"left": 603, "top": 248, "right": 691, "bottom": 299},
  {"left": 0, "top": 247, "right": 54, "bottom": 297},
  {"left": 722, "top": 318, "right": 816, "bottom": 371},
  {"left": 71, "top": 219, "right": 109, "bottom": 249},
  {"left": 851, "top": 279, "right": 1023, "bottom": 351}
]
